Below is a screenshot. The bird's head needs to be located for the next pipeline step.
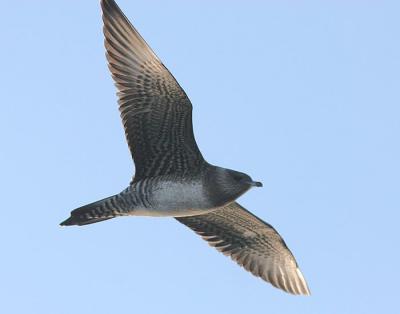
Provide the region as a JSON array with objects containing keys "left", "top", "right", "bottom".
[
  {"left": 205, "top": 166, "right": 262, "bottom": 207},
  {"left": 228, "top": 169, "right": 263, "bottom": 188}
]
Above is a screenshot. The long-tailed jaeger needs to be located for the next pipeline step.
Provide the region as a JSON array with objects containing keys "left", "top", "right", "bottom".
[{"left": 61, "top": 0, "right": 310, "bottom": 296}]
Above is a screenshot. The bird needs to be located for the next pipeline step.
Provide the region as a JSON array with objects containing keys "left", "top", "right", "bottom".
[{"left": 60, "top": 0, "right": 310, "bottom": 296}]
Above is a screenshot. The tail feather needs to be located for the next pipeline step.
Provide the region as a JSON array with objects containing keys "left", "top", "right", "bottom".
[
  {"left": 60, "top": 195, "right": 120, "bottom": 226},
  {"left": 60, "top": 216, "right": 113, "bottom": 226}
]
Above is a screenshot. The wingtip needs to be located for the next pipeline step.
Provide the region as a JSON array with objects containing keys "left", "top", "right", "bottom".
[
  {"left": 101, "top": 0, "right": 122, "bottom": 17},
  {"left": 295, "top": 267, "right": 311, "bottom": 296}
]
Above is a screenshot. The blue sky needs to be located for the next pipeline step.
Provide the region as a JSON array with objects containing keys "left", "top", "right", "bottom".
[{"left": 1, "top": 0, "right": 399, "bottom": 313}]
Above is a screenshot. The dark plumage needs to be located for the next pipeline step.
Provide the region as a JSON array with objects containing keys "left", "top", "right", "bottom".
[
  {"left": 102, "top": 0, "right": 203, "bottom": 181},
  {"left": 60, "top": 0, "right": 310, "bottom": 296}
]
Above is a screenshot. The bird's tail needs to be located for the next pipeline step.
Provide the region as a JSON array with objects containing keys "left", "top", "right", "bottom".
[{"left": 60, "top": 194, "right": 127, "bottom": 226}]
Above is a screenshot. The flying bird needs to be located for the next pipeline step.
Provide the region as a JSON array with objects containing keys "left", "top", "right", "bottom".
[{"left": 61, "top": 0, "right": 310, "bottom": 296}]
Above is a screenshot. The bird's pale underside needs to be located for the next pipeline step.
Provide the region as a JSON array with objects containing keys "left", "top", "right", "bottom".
[{"left": 61, "top": 0, "right": 310, "bottom": 296}]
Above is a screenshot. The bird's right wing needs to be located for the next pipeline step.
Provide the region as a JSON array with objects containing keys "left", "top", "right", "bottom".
[
  {"left": 175, "top": 202, "right": 310, "bottom": 295},
  {"left": 101, "top": 0, "right": 204, "bottom": 181}
]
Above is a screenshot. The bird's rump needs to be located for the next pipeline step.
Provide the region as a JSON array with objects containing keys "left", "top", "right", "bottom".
[
  {"left": 175, "top": 202, "right": 310, "bottom": 295},
  {"left": 102, "top": 0, "right": 204, "bottom": 181}
]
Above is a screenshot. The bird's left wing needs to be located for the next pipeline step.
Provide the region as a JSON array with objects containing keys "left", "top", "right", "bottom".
[
  {"left": 101, "top": 0, "right": 204, "bottom": 181},
  {"left": 175, "top": 202, "right": 310, "bottom": 295}
]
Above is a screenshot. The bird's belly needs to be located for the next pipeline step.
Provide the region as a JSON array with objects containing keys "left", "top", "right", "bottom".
[{"left": 133, "top": 180, "right": 216, "bottom": 217}]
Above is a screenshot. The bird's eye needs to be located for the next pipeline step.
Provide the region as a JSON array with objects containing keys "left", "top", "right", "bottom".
[{"left": 233, "top": 174, "right": 243, "bottom": 181}]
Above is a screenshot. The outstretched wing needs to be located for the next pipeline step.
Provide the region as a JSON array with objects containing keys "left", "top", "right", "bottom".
[
  {"left": 175, "top": 202, "right": 310, "bottom": 295},
  {"left": 101, "top": 0, "right": 204, "bottom": 181}
]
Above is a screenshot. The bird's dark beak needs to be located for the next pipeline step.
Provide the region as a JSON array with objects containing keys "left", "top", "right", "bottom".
[{"left": 245, "top": 180, "right": 263, "bottom": 187}]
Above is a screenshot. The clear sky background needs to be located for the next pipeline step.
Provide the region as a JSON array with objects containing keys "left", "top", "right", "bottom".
[{"left": 1, "top": 0, "right": 399, "bottom": 313}]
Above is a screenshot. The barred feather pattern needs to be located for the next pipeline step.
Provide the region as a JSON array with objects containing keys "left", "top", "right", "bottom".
[
  {"left": 102, "top": 0, "right": 204, "bottom": 181},
  {"left": 176, "top": 202, "right": 311, "bottom": 295}
]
